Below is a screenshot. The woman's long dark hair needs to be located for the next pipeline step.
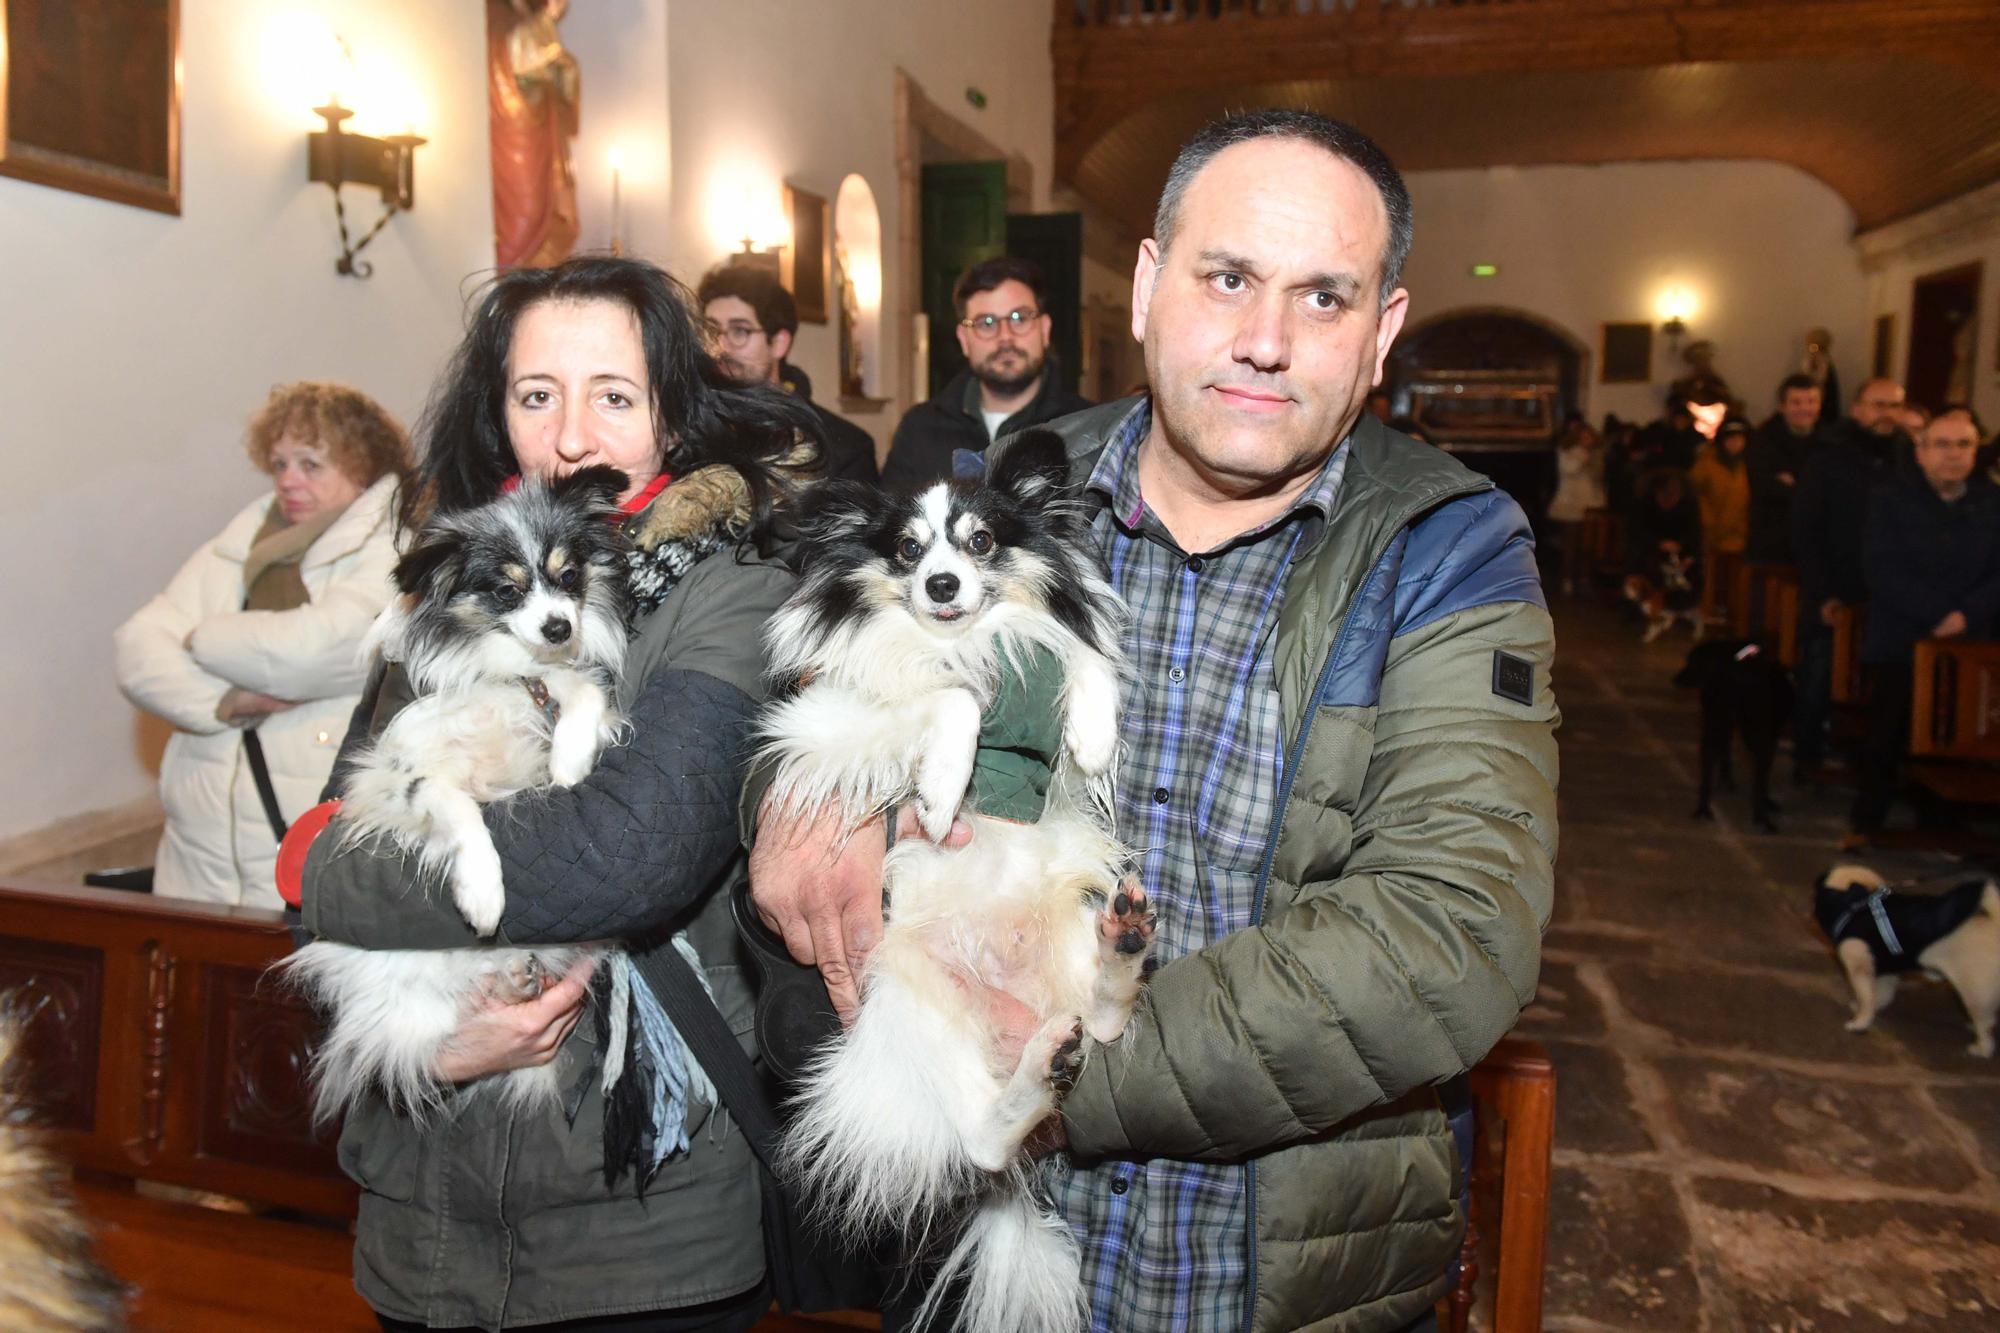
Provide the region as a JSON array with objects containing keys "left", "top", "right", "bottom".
[{"left": 403, "top": 255, "right": 824, "bottom": 551}]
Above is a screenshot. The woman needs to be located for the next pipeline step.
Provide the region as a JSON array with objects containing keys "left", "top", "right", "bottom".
[
  {"left": 113, "top": 383, "right": 408, "bottom": 908},
  {"left": 1688, "top": 417, "right": 1752, "bottom": 619},
  {"left": 1546, "top": 414, "right": 1606, "bottom": 596},
  {"left": 288, "top": 257, "right": 822, "bottom": 1331}
]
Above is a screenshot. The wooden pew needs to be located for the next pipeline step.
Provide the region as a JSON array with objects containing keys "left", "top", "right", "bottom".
[
  {"left": 0, "top": 879, "right": 369, "bottom": 1331},
  {"left": 1441, "top": 1038, "right": 1557, "bottom": 1333},
  {"left": 1906, "top": 638, "right": 2000, "bottom": 809},
  {"left": 1579, "top": 508, "right": 1624, "bottom": 589}
]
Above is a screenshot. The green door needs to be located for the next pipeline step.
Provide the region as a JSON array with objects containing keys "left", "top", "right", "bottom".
[
  {"left": 920, "top": 161, "right": 1008, "bottom": 397},
  {"left": 1006, "top": 211, "right": 1084, "bottom": 398}
]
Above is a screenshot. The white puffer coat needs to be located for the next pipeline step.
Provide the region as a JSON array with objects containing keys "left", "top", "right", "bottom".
[{"left": 114, "top": 474, "right": 400, "bottom": 908}]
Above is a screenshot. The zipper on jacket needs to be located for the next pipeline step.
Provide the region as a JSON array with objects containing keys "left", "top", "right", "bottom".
[{"left": 1238, "top": 477, "right": 1487, "bottom": 1333}]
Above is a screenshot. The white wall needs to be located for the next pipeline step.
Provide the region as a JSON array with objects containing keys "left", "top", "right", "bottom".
[
  {"left": 563, "top": 0, "right": 1058, "bottom": 454},
  {"left": 0, "top": 0, "right": 492, "bottom": 845},
  {"left": 1857, "top": 181, "right": 2000, "bottom": 429},
  {"left": 1399, "top": 161, "right": 1870, "bottom": 426}
]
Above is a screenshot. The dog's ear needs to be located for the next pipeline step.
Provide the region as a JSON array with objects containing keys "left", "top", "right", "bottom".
[
  {"left": 552, "top": 465, "right": 629, "bottom": 512},
  {"left": 796, "top": 478, "right": 879, "bottom": 546},
  {"left": 988, "top": 430, "right": 1070, "bottom": 505},
  {"left": 392, "top": 536, "right": 458, "bottom": 597}
]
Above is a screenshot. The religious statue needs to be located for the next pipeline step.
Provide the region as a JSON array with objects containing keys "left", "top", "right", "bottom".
[
  {"left": 487, "top": 0, "right": 579, "bottom": 269},
  {"left": 1802, "top": 327, "right": 1841, "bottom": 428}
]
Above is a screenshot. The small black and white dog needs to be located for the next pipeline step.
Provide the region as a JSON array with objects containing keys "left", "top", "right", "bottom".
[
  {"left": 1814, "top": 864, "right": 1999, "bottom": 1057},
  {"left": 282, "top": 466, "right": 632, "bottom": 1123},
  {"left": 760, "top": 430, "right": 1149, "bottom": 1333},
  {"left": 1675, "top": 638, "right": 1794, "bottom": 831}
]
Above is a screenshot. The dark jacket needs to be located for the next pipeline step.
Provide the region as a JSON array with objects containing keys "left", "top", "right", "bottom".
[
  {"left": 1793, "top": 420, "right": 1900, "bottom": 608},
  {"left": 1035, "top": 403, "right": 1558, "bottom": 1333},
  {"left": 300, "top": 485, "right": 793, "bottom": 1329},
  {"left": 1860, "top": 472, "right": 2000, "bottom": 664},
  {"left": 880, "top": 364, "right": 1091, "bottom": 492},
  {"left": 1626, "top": 491, "right": 1702, "bottom": 579},
  {"left": 781, "top": 363, "right": 878, "bottom": 484},
  {"left": 1745, "top": 414, "right": 1815, "bottom": 564}
]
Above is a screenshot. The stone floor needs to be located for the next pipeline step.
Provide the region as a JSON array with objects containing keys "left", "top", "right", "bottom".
[{"left": 1533, "top": 598, "right": 2000, "bottom": 1332}]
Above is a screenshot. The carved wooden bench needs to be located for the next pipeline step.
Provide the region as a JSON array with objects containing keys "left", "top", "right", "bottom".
[
  {"left": 0, "top": 879, "right": 370, "bottom": 1330},
  {"left": 1908, "top": 638, "right": 2000, "bottom": 809}
]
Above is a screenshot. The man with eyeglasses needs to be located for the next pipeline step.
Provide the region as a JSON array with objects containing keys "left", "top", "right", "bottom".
[
  {"left": 697, "top": 264, "right": 880, "bottom": 483},
  {"left": 880, "top": 256, "right": 1092, "bottom": 491}
]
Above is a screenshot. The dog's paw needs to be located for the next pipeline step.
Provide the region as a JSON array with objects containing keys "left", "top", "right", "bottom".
[
  {"left": 1100, "top": 879, "right": 1156, "bottom": 960},
  {"left": 1969, "top": 1036, "right": 1995, "bottom": 1059},
  {"left": 497, "top": 953, "right": 547, "bottom": 1002},
  {"left": 1042, "top": 1017, "right": 1086, "bottom": 1093},
  {"left": 1844, "top": 1015, "right": 1874, "bottom": 1034},
  {"left": 452, "top": 843, "right": 507, "bottom": 937},
  {"left": 547, "top": 734, "right": 599, "bottom": 789},
  {"left": 1063, "top": 669, "right": 1119, "bottom": 777},
  {"left": 1754, "top": 814, "right": 1780, "bottom": 834},
  {"left": 1692, "top": 805, "right": 1715, "bottom": 821}
]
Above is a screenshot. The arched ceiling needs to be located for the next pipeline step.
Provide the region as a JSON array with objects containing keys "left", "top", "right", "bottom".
[{"left": 1069, "top": 57, "right": 2000, "bottom": 238}]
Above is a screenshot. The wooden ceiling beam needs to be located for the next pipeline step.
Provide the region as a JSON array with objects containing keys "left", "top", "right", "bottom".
[{"left": 1053, "top": 0, "right": 2000, "bottom": 182}]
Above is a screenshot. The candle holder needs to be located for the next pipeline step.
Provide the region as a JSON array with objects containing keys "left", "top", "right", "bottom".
[{"left": 307, "top": 102, "right": 426, "bottom": 278}]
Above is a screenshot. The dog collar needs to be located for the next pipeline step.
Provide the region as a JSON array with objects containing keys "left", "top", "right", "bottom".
[{"left": 522, "top": 677, "right": 561, "bottom": 724}]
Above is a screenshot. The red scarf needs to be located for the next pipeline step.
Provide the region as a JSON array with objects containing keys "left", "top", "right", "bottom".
[{"left": 498, "top": 471, "right": 673, "bottom": 518}]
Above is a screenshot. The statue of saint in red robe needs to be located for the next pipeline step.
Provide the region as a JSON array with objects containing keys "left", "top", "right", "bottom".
[{"left": 488, "top": 0, "right": 579, "bottom": 269}]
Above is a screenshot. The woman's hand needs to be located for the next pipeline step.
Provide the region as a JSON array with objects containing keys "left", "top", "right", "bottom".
[
  {"left": 216, "top": 686, "right": 295, "bottom": 726},
  {"left": 434, "top": 956, "right": 596, "bottom": 1083}
]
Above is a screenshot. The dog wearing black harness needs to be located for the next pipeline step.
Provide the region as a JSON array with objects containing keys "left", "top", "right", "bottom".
[{"left": 1814, "top": 864, "right": 2000, "bottom": 1057}]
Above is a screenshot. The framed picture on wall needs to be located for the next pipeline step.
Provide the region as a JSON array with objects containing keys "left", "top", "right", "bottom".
[
  {"left": 1600, "top": 322, "right": 1653, "bottom": 384},
  {"left": 783, "top": 182, "right": 830, "bottom": 325},
  {"left": 0, "top": 0, "right": 182, "bottom": 215}
]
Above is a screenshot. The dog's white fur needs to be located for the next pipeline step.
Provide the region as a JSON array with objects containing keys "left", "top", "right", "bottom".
[
  {"left": 760, "top": 467, "right": 1143, "bottom": 1333},
  {"left": 1824, "top": 864, "right": 2000, "bottom": 1058},
  {"left": 281, "top": 477, "right": 628, "bottom": 1125}
]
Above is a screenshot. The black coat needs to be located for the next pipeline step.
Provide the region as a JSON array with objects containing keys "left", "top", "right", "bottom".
[
  {"left": 1861, "top": 472, "right": 2000, "bottom": 664},
  {"left": 880, "top": 364, "right": 1091, "bottom": 492},
  {"left": 1792, "top": 420, "right": 1899, "bottom": 608},
  {"left": 1626, "top": 492, "right": 1702, "bottom": 579},
  {"left": 781, "top": 363, "right": 878, "bottom": 484},
  {"left": 1744, "top": 414, "right": 1815, "bottom": 564}
]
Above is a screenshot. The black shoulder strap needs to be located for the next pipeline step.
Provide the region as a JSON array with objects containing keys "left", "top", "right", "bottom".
[
  {"left": 242, "top": 729, "right": 290, "bottom": 843},
  {"left": 628, "top": 938, "right": 783, "bottom": 1168}
]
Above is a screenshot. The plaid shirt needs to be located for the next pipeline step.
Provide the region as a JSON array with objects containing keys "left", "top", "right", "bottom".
[{"left": 1045, "top": 400, "right": 1348, "bottom": 1332}]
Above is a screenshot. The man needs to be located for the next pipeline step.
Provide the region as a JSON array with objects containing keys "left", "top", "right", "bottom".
[
  {"left": 749, "top": 110, "right": 1557, "bottom": 1332},
  {"left": 1744, "top": 373, "right": 1823, "bottom": 564},
  {"left": 879, "top": 256, "right": 1091, "bottom": 491},
  {"left": 1848, "top": 408, "right": 2000, "bottom": 843},
  {"left": 697, "top": 264, "right": 879, "bottom": 483},
  {"left": 1792, "top": 376, "right": 1909, "bottom": 778}
]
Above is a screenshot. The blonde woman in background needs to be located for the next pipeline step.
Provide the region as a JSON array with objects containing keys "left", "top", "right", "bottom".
[{"left": 114, "top": 384, "right": 409, "bottom": 907}]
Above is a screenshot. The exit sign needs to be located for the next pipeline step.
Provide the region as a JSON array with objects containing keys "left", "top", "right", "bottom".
[{"left": 1469, "top": 263, "right": 1499, "bottom": 278}]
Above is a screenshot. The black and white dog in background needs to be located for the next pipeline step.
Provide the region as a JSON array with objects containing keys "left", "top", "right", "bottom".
[
  {"left": 759, "top": 430, "right": 1151, "bottom": 1333},
  {"left": 282, "top": 466, "right": 633, "bottom": 1124},
  {"left": 1675, "top": 637, "right": 1794, "bottom": 832},
  {"left": 1815, "top": 863, "right": 1999, "bottom": 1058}
]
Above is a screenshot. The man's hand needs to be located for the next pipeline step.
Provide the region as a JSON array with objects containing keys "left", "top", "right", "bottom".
[
  {"left": 748, "top": 796, "right": 970, "bottom": 1023},
  {"left": 1820, "top": 597, "right": 1845, "bottom": 627},
  {"left": 433, "top": 956, "right": 595, "bottom": 1083},
  {"left": 217, "top": 686, "right": 294, "bottom": 726},
  {"left": 1935, "top": 610, "right": 1969, "bottom": 639}
]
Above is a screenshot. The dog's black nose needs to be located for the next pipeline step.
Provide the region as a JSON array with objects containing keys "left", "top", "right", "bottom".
[
  {"left": 540, "top": 616, "right": 573, "bottom": 645},
  {"left": 925, "top": 572, "right": 960, "bottom": 604}
]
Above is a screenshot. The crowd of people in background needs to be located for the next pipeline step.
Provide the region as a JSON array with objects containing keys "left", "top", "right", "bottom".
[{"left": 1549, "top": 354, "right": 2000, "bottom": 848}]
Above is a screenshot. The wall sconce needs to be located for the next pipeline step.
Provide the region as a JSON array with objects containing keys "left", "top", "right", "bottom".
[
  {"left": 308, "top": 100, "right": 424, "bottom": 278},
  {"left": 1654, "top": 285, "right": 1697, "bottom": 353},
  {"left": 731, "top": 234, "right": 783, "bottom": 278}
]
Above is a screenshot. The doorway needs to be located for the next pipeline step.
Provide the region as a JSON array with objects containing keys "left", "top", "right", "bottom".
[{"left": 1906, "top": 262, "right": 1981, "bottom": 412}]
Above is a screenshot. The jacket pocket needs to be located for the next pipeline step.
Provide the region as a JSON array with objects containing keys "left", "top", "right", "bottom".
[{"left": 337, "top": 1098, "right": 423, "bottom": 1203}]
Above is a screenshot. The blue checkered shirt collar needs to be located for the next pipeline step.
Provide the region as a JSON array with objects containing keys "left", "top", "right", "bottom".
[{"left": 1082, "top": 395, "right": 1347, "bottom": 559}]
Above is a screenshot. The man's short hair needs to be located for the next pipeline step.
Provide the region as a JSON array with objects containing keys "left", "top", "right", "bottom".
[
  {"left": 1938, "top": 403, "right": 1988, "bottom": 437},
  {"left": 1152, "top": 108, "right": 1413, "bottom": 308},
  {"left": 953, "top": 256, "right": 1049, "bottom": 317},
  {"left": 696, "top": 263, "right": 798, "bottom": 339},
  {"left": 1777, "top": 373, "right": 1821, "bottom": 400}
]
